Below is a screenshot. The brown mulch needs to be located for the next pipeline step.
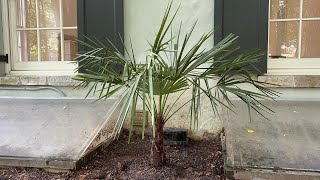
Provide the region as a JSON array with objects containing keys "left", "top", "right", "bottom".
[{"left": 0, "top": 131, "right": 224, "bottom": 180}]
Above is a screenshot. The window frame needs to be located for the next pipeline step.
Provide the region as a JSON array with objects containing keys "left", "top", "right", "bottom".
[
  {"left": 267, "top": 0, "right": 320, "bottom": 75},
  {"left": 1, "top": 0, "right": 11, "bottom": 74},
  {"left": 5, "top": 0, "right": 78, "bottom": 72}
]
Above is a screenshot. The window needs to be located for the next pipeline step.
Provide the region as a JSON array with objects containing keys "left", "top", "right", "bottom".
[
  {"left": 215, "top": 0, "right": 320, "bottom": 75},
  {"left": 8, "top": 0, "right": 78, "bottom": 71},
  {"left": 1, "top": 0, "right": 123, "bottom": 74},
  {"left": 268, "top": 0, "right": 320, "bottom": 74}
]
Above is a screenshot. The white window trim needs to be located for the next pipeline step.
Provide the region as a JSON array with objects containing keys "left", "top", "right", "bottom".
[
  {"left": 267, "top": 0, "right": 320, "bottom": 75},
  {"left": 1, "top": 0, "right": 11, "bottom": 74},
  {"left": 3, "top": 0, "right": 78, "bottom": 73}
]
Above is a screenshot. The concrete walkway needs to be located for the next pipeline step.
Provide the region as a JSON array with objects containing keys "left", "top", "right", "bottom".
[
  {"left": 223, "top": 99, "right": 320, "bottom": 179},
  {"left": 0, "top": 97, "right": 121, "bottom": 170}
]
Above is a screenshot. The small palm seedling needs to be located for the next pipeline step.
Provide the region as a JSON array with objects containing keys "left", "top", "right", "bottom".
[{"left": 74, "top": 2, "right": 278, "bottom": 167}]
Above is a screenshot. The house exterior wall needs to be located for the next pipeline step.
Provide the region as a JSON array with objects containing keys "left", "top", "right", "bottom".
[
  {"left": 0, "top": 0, "right": 220, "bottom": 139},
  {"left": 123, "top": 0, "right": 320, "bottom": 138},
  {"left": 124, "top": 0, "right": 223, "bottom": 138},
  {"left": 124, "top": 0, "right": 214, "bottom": 61},
  {"left": 0, "top": 0, "right": 319, "bottom": 139}
]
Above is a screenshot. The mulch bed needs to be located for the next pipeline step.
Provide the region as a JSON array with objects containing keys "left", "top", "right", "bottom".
[{"left": 0, "top": 131, "right": 224, "bottom": 180}]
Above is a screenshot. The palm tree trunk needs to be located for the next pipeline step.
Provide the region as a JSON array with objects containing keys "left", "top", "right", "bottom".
[{"left": 150, "top": 116, "right": 166, "bottom": 166}]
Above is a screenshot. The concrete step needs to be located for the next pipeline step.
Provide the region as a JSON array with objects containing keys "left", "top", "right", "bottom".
[
  {"left": 0, "top": 97, "right": 122, "bottom": 170},
  {"left": 223, "top": 99, "right": 320, "bottom": 179}
]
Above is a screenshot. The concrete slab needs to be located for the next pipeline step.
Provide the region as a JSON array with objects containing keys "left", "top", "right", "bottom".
[
  {"left": 223, "top": 99, "right": 320, "bottom": 179},
  {"left": 0, "top": 97, "right": 121, "bottom": 170}
]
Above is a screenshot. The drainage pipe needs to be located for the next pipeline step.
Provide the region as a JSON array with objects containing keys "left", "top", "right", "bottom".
[{"left": 0, "top": 86, "right": 66, "bottom": 97}]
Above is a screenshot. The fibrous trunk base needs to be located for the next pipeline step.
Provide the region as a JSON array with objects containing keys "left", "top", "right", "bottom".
[{"left": 149, "top": 116, "right": 166, "bottom": 166}]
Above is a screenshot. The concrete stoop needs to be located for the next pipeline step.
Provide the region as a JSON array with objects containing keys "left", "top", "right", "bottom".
[
  {"left": 223, "top": 99, "right": 320, "bottom": 180},
  {"left": 0, "top": 97, "right": 122, "bottom": 170}
]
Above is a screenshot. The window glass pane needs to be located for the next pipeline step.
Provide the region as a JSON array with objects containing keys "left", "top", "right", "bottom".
[
  {"left": 40, "top": 30, "right": 60, "bottom": 61},
  {"left": 303, "top": 0, "right": 320, "bottom": 18},
  {"left": 16, "top": 0, "right": 37, "bottom": 28},
  {"left": 270, "top": 0, "right": 300, "bottom": 19},
  {"left": 17, "top": 31, "right": 38, "bottom": 61},
  {"left": 269, "top": 21, "right": 299, "bottom": 58},
  {"left": 63, "top": 30, "right": 78, "bottom": 61},
  {"left": 63, "top": 0, "right": 77, "bottom": 27},
  {"left": 39, "top": 0, "right": 60, "bottom": 28},
  {"left": 14, "top": 0, "right": 78, "bottom": 64},
  {"left": 301, "top": 21, "right": 320, "bottom": 58}
]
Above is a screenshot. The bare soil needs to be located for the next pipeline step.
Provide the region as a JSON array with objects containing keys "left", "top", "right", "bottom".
[{"left": 0, "top": 131, "right": 224, "bottom": 180}]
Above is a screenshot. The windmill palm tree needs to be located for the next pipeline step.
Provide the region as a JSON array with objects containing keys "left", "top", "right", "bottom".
[{"left": 74, "top": 2, "right": 277, "bottom": 167}]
